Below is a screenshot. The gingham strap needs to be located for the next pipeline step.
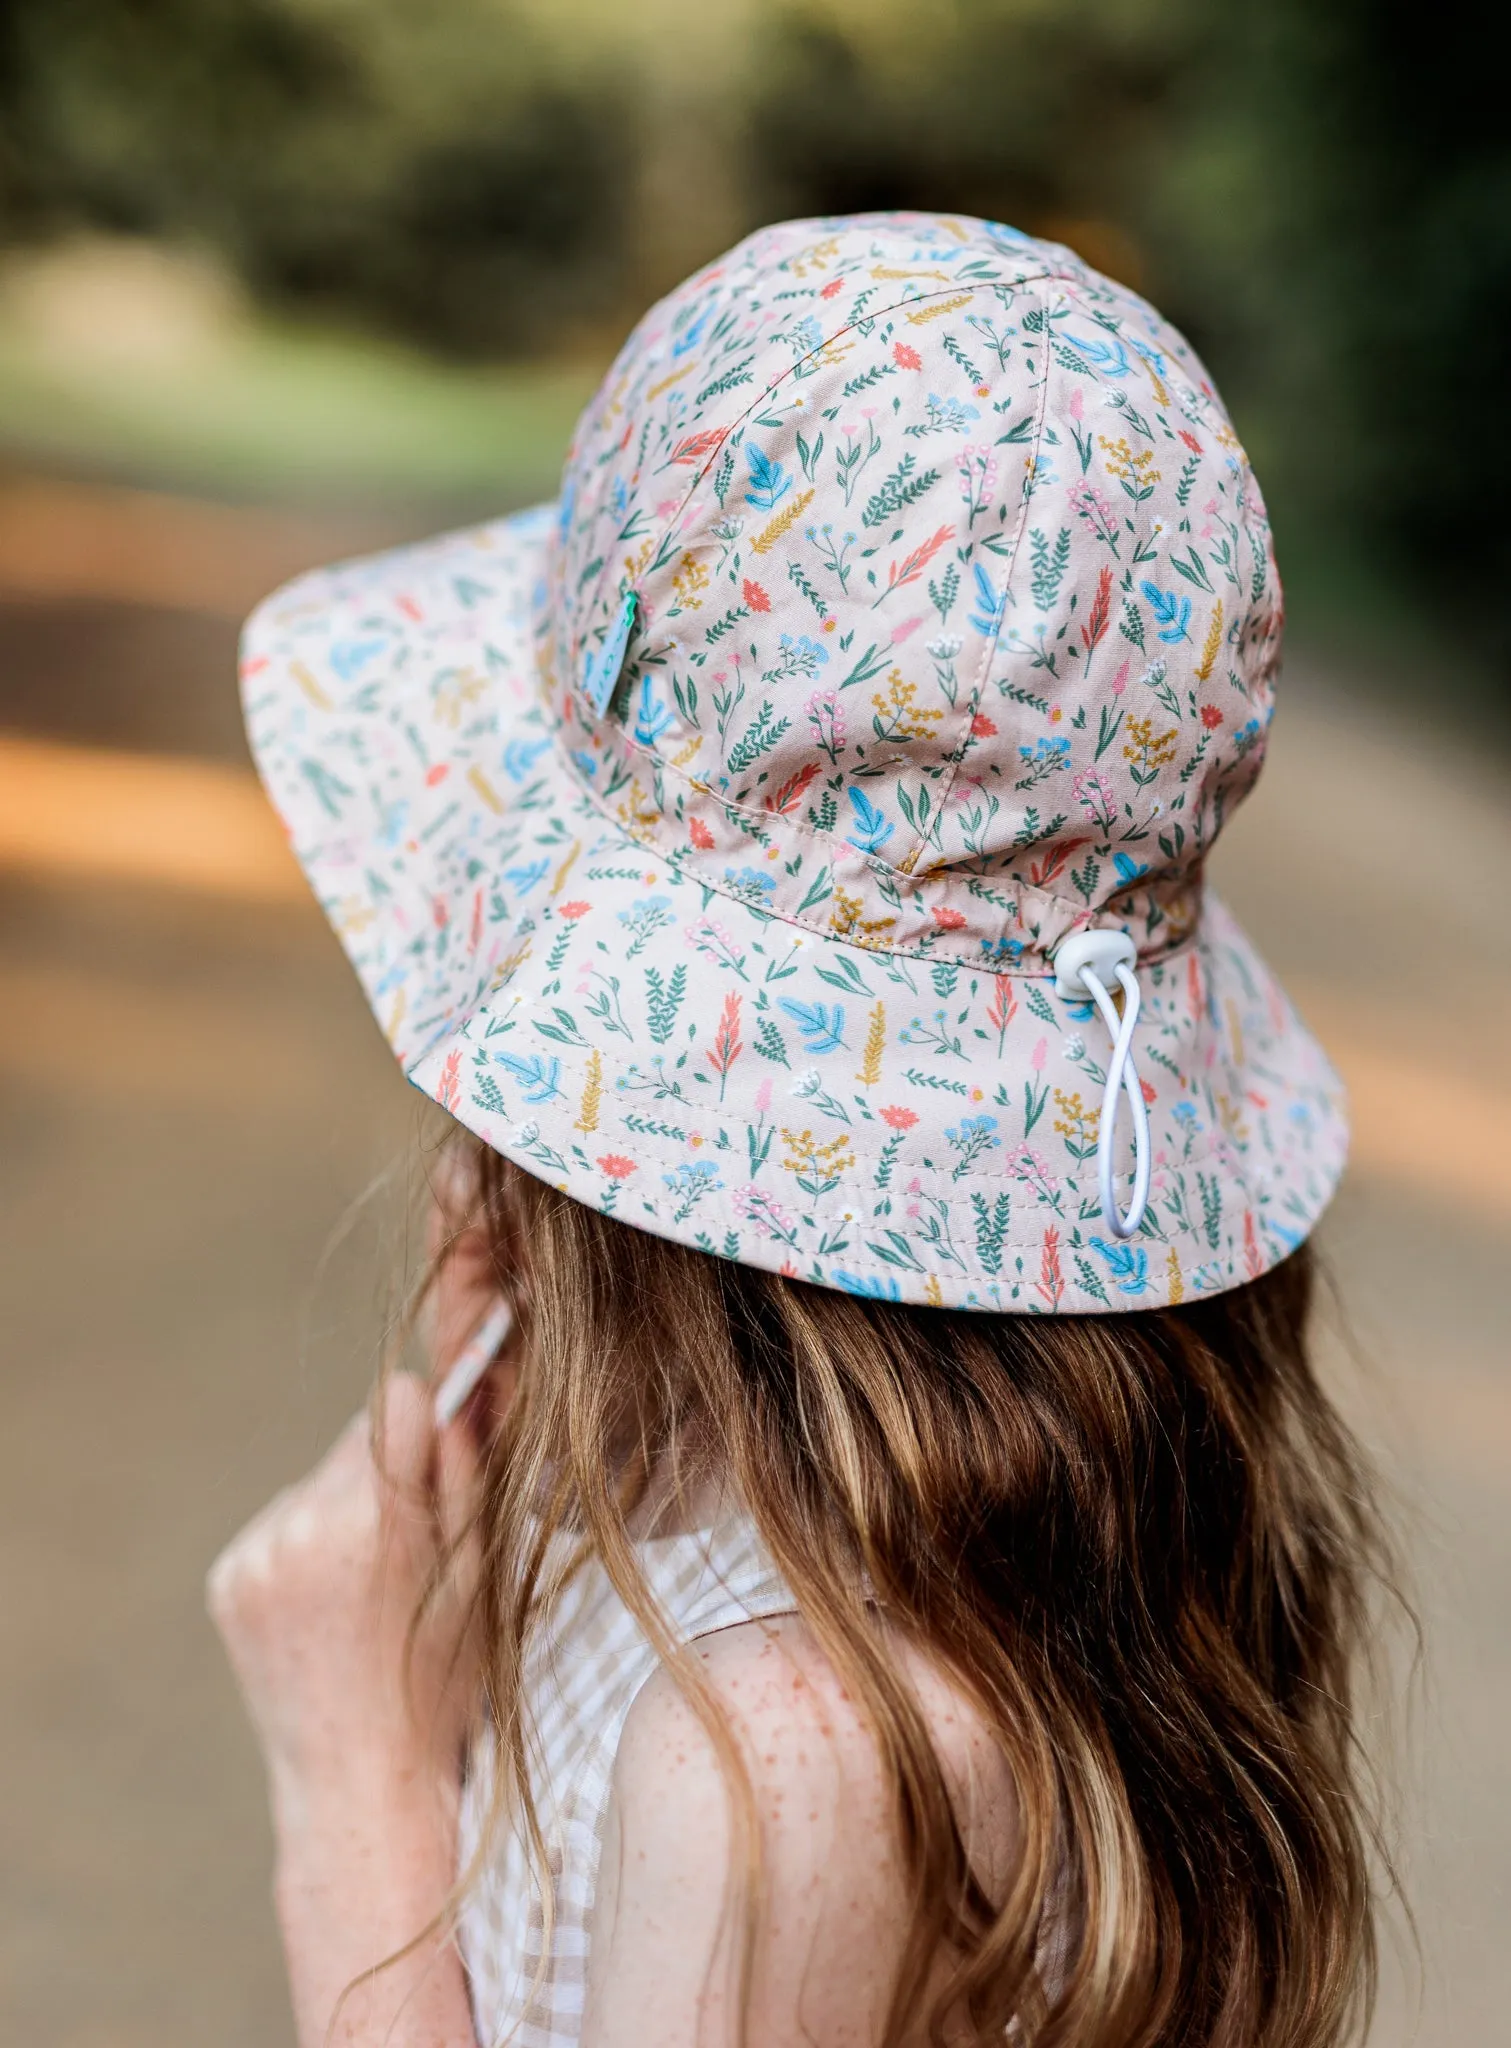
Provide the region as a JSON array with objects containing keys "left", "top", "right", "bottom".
[{"left": 455, "top": 1517, "right": 797, "bottom": 2047}]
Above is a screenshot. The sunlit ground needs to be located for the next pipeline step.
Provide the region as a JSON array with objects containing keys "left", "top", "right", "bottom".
[{"left": 1, "top": 240, "right": 1507, "bottom": 2045}]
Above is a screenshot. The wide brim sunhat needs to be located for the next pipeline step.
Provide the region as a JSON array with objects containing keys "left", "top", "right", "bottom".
[{"left": 242, "top": 212, "right": 1347, "bottom": 1313}]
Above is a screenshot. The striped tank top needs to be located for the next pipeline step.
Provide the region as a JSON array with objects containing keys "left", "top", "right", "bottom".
[{"left": 455, "top": 1514, "right": 798, "bottom": 2047}]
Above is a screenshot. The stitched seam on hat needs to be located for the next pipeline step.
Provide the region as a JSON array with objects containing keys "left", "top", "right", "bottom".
[
  {"left": 570, "top": 277, "right": 1052, "bottom": 687},
  {"left": 916, "top": 276, "right": 1056, "bottom": 860},
  {"left": 543, "top": 718, "right": 1199, "bottom": 973},
  {"left": 460, "top": 1074, "right": 1286, "bottom": 1260},
  {"left": 424, "top": 1000, "right": 1268, "bottom": 1196}
]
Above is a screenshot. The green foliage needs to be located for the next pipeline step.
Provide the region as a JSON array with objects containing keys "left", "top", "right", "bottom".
[{"left": 0, "top": 0, "right": 630, "bottom": 357}]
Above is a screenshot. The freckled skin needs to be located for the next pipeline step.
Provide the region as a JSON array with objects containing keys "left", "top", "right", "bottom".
[{"left": 582, "top": 1614, "right": 1020, "bottom": 2048}]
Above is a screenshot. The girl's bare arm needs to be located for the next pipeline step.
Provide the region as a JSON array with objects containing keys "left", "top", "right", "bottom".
[{"left": 208, "top": 1375, "right": 482, "bottom": 2046}]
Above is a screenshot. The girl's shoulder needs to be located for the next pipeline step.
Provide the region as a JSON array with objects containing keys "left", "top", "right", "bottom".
[{"left": 581, "top": 1612, "right": 1019, "bottom": 2048}]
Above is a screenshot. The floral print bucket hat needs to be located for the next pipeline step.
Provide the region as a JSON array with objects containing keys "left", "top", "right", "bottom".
[{"left": 242, "top": 211, "right": 1346, "bottom": 1313}]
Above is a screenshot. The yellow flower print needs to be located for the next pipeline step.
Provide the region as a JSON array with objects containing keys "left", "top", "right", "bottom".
[
  {"left": 829, "top": 887, "right": 897, "bottom": 944},
  {"left": 669, "top": 551, "right": 711, "bottom": 611},
  {"left": 1122, "top": 714, "right": 1179, "bottom": 785},
  {"left": 871, "top": 669, "right": 944, "bottom": 743},
  {"left": 1052, "top": 1087, "right": 1100, "bottom": 1164},
  {"left": 780, "top": 1128, "right": 855, "bottom": 1195}
]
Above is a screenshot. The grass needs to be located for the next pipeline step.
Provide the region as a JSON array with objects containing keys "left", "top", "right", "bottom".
[{"left": 0, "top": 314, "right": 599, "bottom": 511}]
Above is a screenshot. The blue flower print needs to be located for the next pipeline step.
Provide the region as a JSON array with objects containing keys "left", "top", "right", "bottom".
[
  {"left": 944, "top": 1114, "right": 1001, "bottom": 1179},
  {"left": 968, "top": 560, "right": 1005, "bottom": 635},
  {"left": 1062, "top": 330, "right": 1134, "bottom": 379},
  {"left": 722, "top": 865, "right": 777, "bottom": 906},
  {"left": 1139, "top": 579, "right": 1193, "bottom": 645},
  {"left": 502, "top": 858, "right": 550, "bottom": 896},
  {"left": 493, "top": 1052, "right": 563, "bottom": 1104},
  {"left": 979, "top": 936, "right": 1024, "bottom": 967},
  {"left": 922, "top": 392, "right": 981, "bottom": 433},
  {"left": 1112, "top": 852, "right": 1150, "bottom": 885},
  {"left": 777, "top": 999, "right": 847, "bottom": 1054},
  {"left": 774, "top": 632, "right": 829, "bottom": 679},
  {"left": 833, "top": 1270, "right": 903, "bottom": 1301},
  {"left": 631, "top": 677, "right": 675, "bottom": 746},
  {"left": 844, "top": 785, "right": 894, "bottom": 855},
  {"left": 617, "top": 895, "right": 676, "bottom": 957},
  {"left": 1231, "top": 716, "right": 1267, "bottom": 758},
  {"left": 1015, "top": 735, "right": 1071, "bottom": 789},
  {"left": 663, "top": 1160, "right": 724, "bottom": 1221},
  {"left": 330, "top": 637, "right": 387, "bottom": 681},
  {"left": 744, "top": 442, "right": 792, "bottom": 512},
  {"left": 1091, "top": 1238, "right": 1151, "bottom": 1294},
  {"left": 503, "top": 735, "right": 551, "bottom": 782}
]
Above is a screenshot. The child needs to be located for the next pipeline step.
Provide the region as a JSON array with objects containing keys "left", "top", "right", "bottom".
[{"left": 211, "top": 212, "right": 1395, "bottom": 2048}]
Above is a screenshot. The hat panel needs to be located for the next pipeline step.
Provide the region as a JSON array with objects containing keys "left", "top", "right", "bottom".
[
  {"left": 539, "top": 216, "right": 1283, "bottom": 984},
  {"left": 919, "top": 282, "right": 1284, "bottom": 962},
  {"left": 544, "top": 212, "right": 1070, "bottom": 741},
  {"left": 241, "top": 510, "right": 558, "bottom": 1067},
  {"left": 550, "top": 277, "right": 1059, "bottom": 966}
]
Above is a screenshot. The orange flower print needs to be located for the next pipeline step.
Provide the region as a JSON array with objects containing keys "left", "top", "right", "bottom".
[
  {"left": 598, "top": 1154, "right": 635, "bottom": 1178},
  {"left": 743, "top": 578, "right": 771, "bottom": 612},
  {"left": 879, "top": 1106, "right": 919, "bottom": 1131},
  {"left": 559, "top": 900, "right": 591, "bottom": 920},
  {"left": 689, "top": 817, "right": 715, "bottom": 849},
  {"left": 931, "top": 905, "right": 968, "bottom": 931},
  {"left": 893, "top": 341, "right": 922, "bottom": 369}
]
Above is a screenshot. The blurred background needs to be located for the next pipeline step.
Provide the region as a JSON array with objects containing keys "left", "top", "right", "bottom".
[{"left": 0, "top": 2, "right": 1506, "bottom": 2041}]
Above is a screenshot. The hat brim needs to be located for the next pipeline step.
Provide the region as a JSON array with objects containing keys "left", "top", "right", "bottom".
[{"left": 242, "top": 506, "right": 1347, "bottom": 1313}]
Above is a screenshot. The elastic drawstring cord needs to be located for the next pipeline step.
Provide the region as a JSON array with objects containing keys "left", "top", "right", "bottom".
[
  {"left": 1052, "top": 931, "right": 1151, "bottom": 1242},
  {"left": 1080, "top": 959, "right": 1151, "bottom": 1240}
]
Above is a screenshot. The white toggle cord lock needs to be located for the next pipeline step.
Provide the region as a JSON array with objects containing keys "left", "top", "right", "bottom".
[{"left": 1052, "top": 930, "right": 1151, "bottom": 1241}]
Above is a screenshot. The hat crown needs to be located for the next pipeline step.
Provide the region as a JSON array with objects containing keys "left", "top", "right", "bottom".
[{"left": 542, "top": 213, "right": 1281, "bottom": 971}]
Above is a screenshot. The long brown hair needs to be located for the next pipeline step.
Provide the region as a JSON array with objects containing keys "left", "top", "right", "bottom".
[{"left": 439, "top": 1139, "right": 1400, "bottom": 2048}]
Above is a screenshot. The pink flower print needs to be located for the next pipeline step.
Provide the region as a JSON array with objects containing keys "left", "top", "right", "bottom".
[
  {"left": 1031, "top": 1036, "right": 1047, "bottom": 1072},
  {"left": 1111, "top": 658, "right": 1130, "bottom": 698},
  {"left": 1008, "top": 1144, "right": 1061, "bottom": 1207},
  {"left": 1069, "top": 387, "right": 1085, "bottom": 423},
  {"left": 890, "top": 615, "right": 924, "bottom": 644},
  {"left": 1070, "top": 481, "right": 1120, "bottom": 550},
  {"left": 754, "top": 1076, "right": 773, "bottom": 1115},
  {"left": 806, "top": 687, "right": 845, "bottom": 763},
  {"left": 733, "top": 1183, "right": 798, "bottom": 1244},
  {"left": 1072, "top": 767, "right": 1117, "bottom": 832},
  {"left": 955, "top": 443, "right": 996, "bottom": 523}
]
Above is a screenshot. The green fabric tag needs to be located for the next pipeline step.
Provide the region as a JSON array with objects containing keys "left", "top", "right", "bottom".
[{"left": 582, "top": 589, "right": 638, "bottom": 716}]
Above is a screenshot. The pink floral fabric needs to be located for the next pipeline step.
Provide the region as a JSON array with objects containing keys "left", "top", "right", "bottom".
[{"left": 241, "top": 213, "right": 1347, "bottom": 1311}]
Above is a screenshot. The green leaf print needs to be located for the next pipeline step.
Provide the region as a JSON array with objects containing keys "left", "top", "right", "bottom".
[
  {"left": 725, "top": 702, "right": 791, "bottom": 775},
  {"left": 861, "top": 455, "right": 940, "bottom": 529}
]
